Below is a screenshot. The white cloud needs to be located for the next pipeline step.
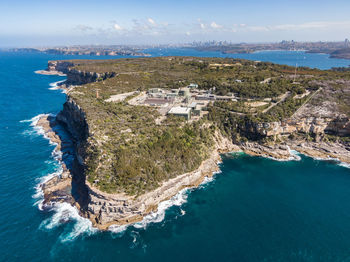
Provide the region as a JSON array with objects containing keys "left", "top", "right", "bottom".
[
  {"left": 197, "top": 19, "right": 206, "bottom": 30},
  {"left": 148, "top": 18, "right": 156, "bottom": 26},
  {"left": 113, "top": 24, "right": 123, "bottom": 30},
  {"left": 226, "top": 21, "right": 350, "bottom": 34},
  {"left": 210, "top": 22, "right": 222, "bottom": 29},
  {"left": 110, "top": 18, "right": 170, "bottom": 36},
  {"left": 70, "top": 18, "right": 350, "bottom": 43}
]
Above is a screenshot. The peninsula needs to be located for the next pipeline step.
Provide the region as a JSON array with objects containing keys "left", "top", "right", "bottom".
[
  {"left": 11, "top": 45, "right": 150, "bottom": 57},
  {"left": 193, "top": 40, "right": 350, "bottom": 60},
  {"left": 37, "top": 57, "right": 350, "bottom": 229}
]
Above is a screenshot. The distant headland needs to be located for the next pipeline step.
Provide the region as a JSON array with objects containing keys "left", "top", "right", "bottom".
[
  {"left": 10, "top": 45, "right": 151, "bottom": 57},
  {"left": 191, "top": 39, "right": 350, "bottom": 60},
  {"left": 9, "top": 40, "right": 350, "bottom": 62}
]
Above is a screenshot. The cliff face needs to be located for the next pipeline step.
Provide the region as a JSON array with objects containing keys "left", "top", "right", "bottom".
[
  {"left": 57, "top": 97, "right": 88, "bottom": 141},
  {"left": 55, "top": 96, "right": 91, "bottom": 210},
  {"left": 248, "top": 116, "right": 350, "bottom": 138},
  {"left": 47, "top": 61, "right": 74, "bottom": 73},
  {"left": 65, "top": 69, "right": 116, "bottom": 85},
  {"left": 48, "top": 60, "right": 116, "bottom": 85}
]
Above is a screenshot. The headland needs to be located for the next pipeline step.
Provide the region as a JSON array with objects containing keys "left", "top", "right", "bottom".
[{"left": 35, "top": 57, "right": 350, "bottom": 230}]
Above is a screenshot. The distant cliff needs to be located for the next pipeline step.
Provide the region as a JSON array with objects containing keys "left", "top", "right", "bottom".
[
  {"left": 47, "top": 60, "right": 116, "bottom": 85},
  {"left": 329, "top": 48, "right": 350, "bottom": 59}
]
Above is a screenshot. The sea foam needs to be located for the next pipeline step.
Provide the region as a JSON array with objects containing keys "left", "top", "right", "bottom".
[
  {"left": 49, "top": 80, "right": 66, "bottom": 90},
  {"left": 338, "top": 162, "right": 350, "bottom": 169},
  {"left": 23, "top": 114, "right": 96, "bottom": 241},
  {"left": 289, "top": 149, "right": 350, "bottom": 169},
  {"left": 109, "top": 188, "right": 189, "bottom": 234},
  {"left": 20, "top": 113, "right": 57, "bottom": 139},
  {"left": 109, "top": 172, "right": 219, "bottom": 234},
  {"left": 40, "top": 202, "right": 97, "bottom": 242}
]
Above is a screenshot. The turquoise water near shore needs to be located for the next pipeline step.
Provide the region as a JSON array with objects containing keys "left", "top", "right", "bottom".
[{"left": 0, "top": 50, "right": 350, "bottom": 261}]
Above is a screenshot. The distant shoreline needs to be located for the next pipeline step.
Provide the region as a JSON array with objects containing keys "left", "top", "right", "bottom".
[{"left": 221, "top": 49, "right": 350, "bottom": 61}]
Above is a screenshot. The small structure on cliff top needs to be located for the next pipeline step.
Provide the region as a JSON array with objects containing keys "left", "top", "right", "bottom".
[{"left": 168, "top": 106, "right": 191, "bottom": 120}]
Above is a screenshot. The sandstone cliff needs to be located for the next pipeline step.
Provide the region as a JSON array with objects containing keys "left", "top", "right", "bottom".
[
  {"left": 247, "top": 116, "right": 350, "bottom": 138},
  {"left": 47, "top": 60, "right": 116, "bottom": 85}
]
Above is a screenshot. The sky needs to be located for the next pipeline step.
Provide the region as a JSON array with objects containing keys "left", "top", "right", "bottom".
[{"left": 1, "top": 0, "right": 350, "bottom": 47}]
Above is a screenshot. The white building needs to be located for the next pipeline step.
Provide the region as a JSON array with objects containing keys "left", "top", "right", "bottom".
[{"left": 168, "top": 106, "right": 191, "bottom": 120}]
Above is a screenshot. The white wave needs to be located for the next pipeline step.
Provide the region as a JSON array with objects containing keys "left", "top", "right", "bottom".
[
  {"left": 24, "top": 113, "right": 85, "bottom": 241},
  {"left": 287, "top": 147, "right": 302, "bottom": 161},
  {"left": 263, "top": 146, "right": 301, "bottom": 162},
  {"left": 198, "top": 175, "right": 216, "bottom": 189},
  {"left": 133, "top": 188, "right": 188, "bottom": 230},
  {"left": 266, "top": 155, "right": 293, "bottom": 162},
  {"left": 312, "top": 156, "right": 339, "bottom": 162},
  {"left": 40, "top": 202, "right": 97, "bottom": 242},
  {"left": 298, "top": 150, "right": 340, "bottom": 163},
  {"left": 49, "top": 80, "right": 66, "bottom": 90},
  {"left": 109, "top": 167, "right": 225, "bottom": 234},
  {"left": 203, "top": 175, "right": 215, "bottom": 184},
  {"left": 20, "top": 113, "right": 46, "bottom": 125},
  {"left": 229, "top": 151, "right": 244, "bottom": 156},
  {"left": 310, "top": 156, "right": 350, "bottom": 169},
  {"left": 23, "top": 114, "right": 62, "bottom": 208},
  {"left": 108, "top": 188, "right": 189, "bottom": 234},
  {"left": 109, "top": 224, "right": 128, "bottom": 235},
  {"left": 129, "top": 231, "right": 147, "bottom": 250},
  {"left": 23, "top": 113, "right": 95, "bottom": 241},
  {"left": 19, "top": 115, "right": 41, "bottom": 123},
  {"left": 289, "top": 149, "right": 350, "bottom": 169},
  {"left": 338, "top": 162, "right": 350, "bottom": 169},
  {"left": 33, "top": 166, "right": 63, "bottom": 210},
  {"left": 20, "top": 113, "right": 56, "bottom": 139}
]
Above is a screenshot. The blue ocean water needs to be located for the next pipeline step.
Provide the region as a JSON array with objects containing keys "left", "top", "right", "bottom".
[
  {"left": 145, "top": 48, "right": 350, "bottom": 70},
  {"left": 0, "top": 50, "right": 350, "bottom": 262}
]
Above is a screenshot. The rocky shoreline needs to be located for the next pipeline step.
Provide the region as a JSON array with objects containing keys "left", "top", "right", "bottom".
[
  {"left": 35, "top": 70, "right": 66, "bottom": 76},
  {"left": 240, "top": 140, "right": 350, "bottom": 164},
  {"left": 35, "top": 114, "right": 240, "bottom": 229},
  {"left": 35, "top": 115, "right": 74, "bottom": 209},
  {"left": 35, "top": 113, "right": 350, "bottom": 230}
]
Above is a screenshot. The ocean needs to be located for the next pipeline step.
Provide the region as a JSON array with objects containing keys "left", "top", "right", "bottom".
[{"left": 0, "top": 49, "right": 350, "bottom": 262}]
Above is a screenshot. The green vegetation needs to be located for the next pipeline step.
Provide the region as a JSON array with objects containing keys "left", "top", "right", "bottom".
[{"left": 62, "top": 56, "right": 349, "bottom": 195}]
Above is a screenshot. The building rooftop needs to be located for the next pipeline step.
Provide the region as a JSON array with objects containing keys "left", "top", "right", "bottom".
[
  {"left": 144, "top": 98, "right": 169, "bottom": 105},
  {"left": 168, "top": 106, "right": 191, "bottom": 114}
]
